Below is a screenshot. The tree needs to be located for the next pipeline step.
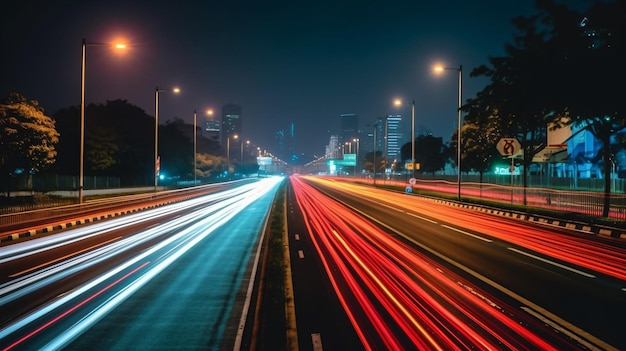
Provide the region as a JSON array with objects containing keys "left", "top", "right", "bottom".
[
  {"left": 539, "top": 0, "right": 626, "bottom": 216},
  {"left": 362, "top": 151, "right": 386, "bottom": 176},
  {"left": 0, "top": 93, "right": 59, "bottom": 192},
  {"left": 462, "top": 95, "right": 506, "bottom": 180},
  {"left": 401, "top": 135, "right": 448, "bottom": 175},
  {"left": 159, "top": 118, "right": 193, "bottom": 181},
  {"left": 196, "top": 153, "right": 228, "bottom": 180},
  {"left": 468, "top": 0, "right": 578, "bottom": 204},
  {"left": 53, "top": 99, "right": 154, "bottom": 185},
  {"left": 468, "top": 0, "right": 626, "bottom": 215}
]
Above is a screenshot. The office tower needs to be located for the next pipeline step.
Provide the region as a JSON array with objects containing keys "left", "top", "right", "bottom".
[
  {"left": 386, "top": 115, "right": 403, "bottom": 162},
  {"left": 288, "top": 122, "right": 296, "bottom": 163},
  {"left": 276, "top": 130, "right": 285, "bottom": 160},
  {"left": 326, "top": 135, "right": 340, "bottom": 159},
  {"left": 205, "top": 119, "right": 220, "bottom": 143},
  {"left": 340, "top": 113, "right": 359, "bottom": 144},
  {"left": 221, "top": 103, "right": 242, "bottom": 150}
]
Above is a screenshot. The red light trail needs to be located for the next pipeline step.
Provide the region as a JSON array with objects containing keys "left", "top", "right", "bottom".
[{"left": 291, "top": 175, "right": 590, "bottom": 350}]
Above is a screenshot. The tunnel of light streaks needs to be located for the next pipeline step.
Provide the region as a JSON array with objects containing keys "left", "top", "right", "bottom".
[
  {"left": 291, "top": 176, "right": 583, "bottom": 350},
  {"left": 0, "top": 177, "right": 283, "bottom": 351}
]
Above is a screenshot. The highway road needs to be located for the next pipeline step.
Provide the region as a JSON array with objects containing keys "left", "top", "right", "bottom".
[
  {"left": 288, "top": 175, "right": 626, "bottom": 350},
  {"left": 0, "top": 177, "right": 283, "bottom": 350}
]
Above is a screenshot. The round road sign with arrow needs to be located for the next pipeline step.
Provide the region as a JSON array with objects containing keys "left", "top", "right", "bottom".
[{"left": 496, "top": 138, "right": 521, "bottom": 157}]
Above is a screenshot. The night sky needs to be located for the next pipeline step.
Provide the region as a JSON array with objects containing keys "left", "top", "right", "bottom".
[{"left": 2, "top": 0, "right": 552, "bottom": 162}]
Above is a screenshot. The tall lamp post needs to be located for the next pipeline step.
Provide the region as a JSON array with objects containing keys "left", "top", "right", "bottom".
[
  {"left": 372, "top": 121, "right": 379, "bottom": 185},
  {"left": 193, "top": 109, "right": 197, "bottom": 185},
  {"left": 394, "top": 98, "right": 415, "bottom": 179},
  {"left": 227, "top": 134, "right": 238, "bottom": 173},
  {"left": 80, "top": 38, "right": 126, "bottom": 204},
  {"left": 435, "top": 64, "right": 463, "bottom": 201},
  {"left": 154, "top": 86, "right": 180, "bottom": 192},
  {"left": 353, "top": 138, "right": 359, "bottom": 177},
  {"left": 194, "top": 109, "right": 212, "bottom": 185},
  {"left": 240, "top": 139, "right": 249, "bottom": 174}
]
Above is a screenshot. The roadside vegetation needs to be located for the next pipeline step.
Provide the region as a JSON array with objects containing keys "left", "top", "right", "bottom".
[{"left": 253, "top": 182, "right": 288, "bottom": 350}]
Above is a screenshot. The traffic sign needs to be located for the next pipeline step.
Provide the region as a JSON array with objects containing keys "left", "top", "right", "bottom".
[{"left": 496, "top": 138, "right": 521, "bottom": 157}]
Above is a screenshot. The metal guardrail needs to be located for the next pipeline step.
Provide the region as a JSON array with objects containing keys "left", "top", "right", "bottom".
[
  {"left": 0, "top": 182, "right": 251, "bottom": 232},
  {"left": 361, "top": 177, "right": 626, "bottom": 222}
]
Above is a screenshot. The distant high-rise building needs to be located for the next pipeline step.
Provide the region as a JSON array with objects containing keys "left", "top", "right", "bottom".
[
  {"left": 276, "top": 129, "right": 285, "bottom": 160},
  {"left": 340, "top": 113, "right": 359, "bottom": 144},
  {"left": 386, "top": 115, "right": 403, "bottom": 162},
  {"left": 288, "top": 122, "right": 297, "bottom": 163},
  {"left": 326, "top": 135, "right": 340, "bottom": 159},
  {"left": 205, "top": 119, "right": 220, "bottom": 143},
  {"left": 221, "top": 103, "right": 242, "bottom": 151}
]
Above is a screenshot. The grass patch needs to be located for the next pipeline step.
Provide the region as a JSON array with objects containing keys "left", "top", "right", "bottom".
[{"left": 255, "top": 181, "right": 288, "bottom": 350}]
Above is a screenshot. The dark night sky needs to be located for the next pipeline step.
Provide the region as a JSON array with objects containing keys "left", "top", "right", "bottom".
[{"left": 2, "top": 0, "right": 564, "bottom": 162}]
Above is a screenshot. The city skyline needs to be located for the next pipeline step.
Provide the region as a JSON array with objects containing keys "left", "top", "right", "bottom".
[{"left": 1, "top": 0, "right": 542, "bottom": 162}]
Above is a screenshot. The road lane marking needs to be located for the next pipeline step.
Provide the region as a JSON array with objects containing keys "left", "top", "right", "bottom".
[
  {"left": 312, "top": 333, "right": 323, "bottom": 351},
  {"left": 406, "top": 212, "right": 438, "bottom": 223},
  {"left": 298, "top": 250, "right": 304, "bottom": 259},
  {"left": 295, "top": 234, "right": 300, "bottom": 240},
  {"left": 9, "top": 237, "right": 122, "bottom": 278},
  {"left": 508, "top": 247, "right": 596, "bottom": 278},
  {"left": 521, "top": 306, "right": 602, "bottom": 351},
  {"left": 441, "top": 225, "right": 493, "bottom": 242}
]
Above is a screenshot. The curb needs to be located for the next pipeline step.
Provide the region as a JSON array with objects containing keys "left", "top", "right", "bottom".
[
  {"left": 431, "top": 198, "right": 626, "bottom": 240},
  {"left": 0, "top": 202, "right": 173, "bottom": 243}
]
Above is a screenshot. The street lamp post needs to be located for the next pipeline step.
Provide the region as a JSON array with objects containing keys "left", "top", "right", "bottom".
[
  {"left": 193, "top": 109, "right": 197, "bottom": 185},
  {"left": 194, "top": 109, "right": 212, "bottom": 185},
  {"left": 80, "top": 39, "right": 86, "bottom": 204},
  {"left": 239, "top": 139, "right": 249, "bottom": 174},
  {"left": 80, "top": 38, "right": 126, "bottom": 204},
  {"left": 227, "top": 134, "right": 238, "bottom": 174},
  {"left": 394, "top": 98, "right": 415, "bottom": 179},
  {"left": 373, "top": 122, "right": 378, "bottom": 185},
  {"left": 435, "top": 64, "right": 463, "bottom": 201},
  {"left": 154, "top": 86, "right": 180, "bottom": 192},
  {"left": 411, "top": 100, "right": 415, "bottom": 179},
  {"left": 353, "top": 138, "right": 359, "bottom": 177}
]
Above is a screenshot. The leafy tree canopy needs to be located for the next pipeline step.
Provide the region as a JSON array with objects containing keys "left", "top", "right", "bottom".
[{"left": 0, "top": 92, "right": 59, "bottom": 174}]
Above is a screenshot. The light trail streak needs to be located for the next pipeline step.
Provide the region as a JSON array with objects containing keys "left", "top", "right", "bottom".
[
  {"left": 0, "top": 181, "right": 265, "bottom": 300},
  {"left": 0, "top": 177, "right": 283, "bottom": 350},
  {"left": 9, "top": 237, "right": 121, "bottom": 278},
  {"left": 1, "top": 262, "right": 150, "bottom": 351},
  {"left": 309, "top": 176, "right": 626, "bottom": 282},
  {"left": 0, "top": 184, "right": 250, "bottom": 262},
  {"left": 291, "top": 175, "right": 593, "bottom": 350}
]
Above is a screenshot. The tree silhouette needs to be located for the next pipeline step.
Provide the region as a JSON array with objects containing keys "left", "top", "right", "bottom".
[{"left": 0, "top": 93, "right": 59, "bottom": 194}]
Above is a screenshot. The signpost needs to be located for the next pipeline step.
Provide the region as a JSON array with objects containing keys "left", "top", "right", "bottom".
[
  {"left": 496, "top": 138, "right": 521, "bottom": 157},
  {"left": 497, "top": 138, "right": 521, "bottom": 203}
]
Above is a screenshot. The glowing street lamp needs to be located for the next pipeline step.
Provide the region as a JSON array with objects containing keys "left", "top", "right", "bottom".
[
  {"left": 353, "top": 138, "right": 360, "bottom": 177},
  {"left": 154, "top": 86, "right": 180, "bottom": 191},
  {"left": 228, "top": 134, "right": 238, "bottom": 170},
  {"left": 434, "top": 64, "right": 463, "bottom": 201},
  {"left": 394, "top": 98, "right": 415, "bottom": 179},
  {"left": 80, "top": 38, "right": 126, "bottom": 204},
  {"left": 194, "top": 109, "right": 213, "bottom": 185},
  {"left": 241, "top": 139, "right": 249, "bottom": 173}
]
